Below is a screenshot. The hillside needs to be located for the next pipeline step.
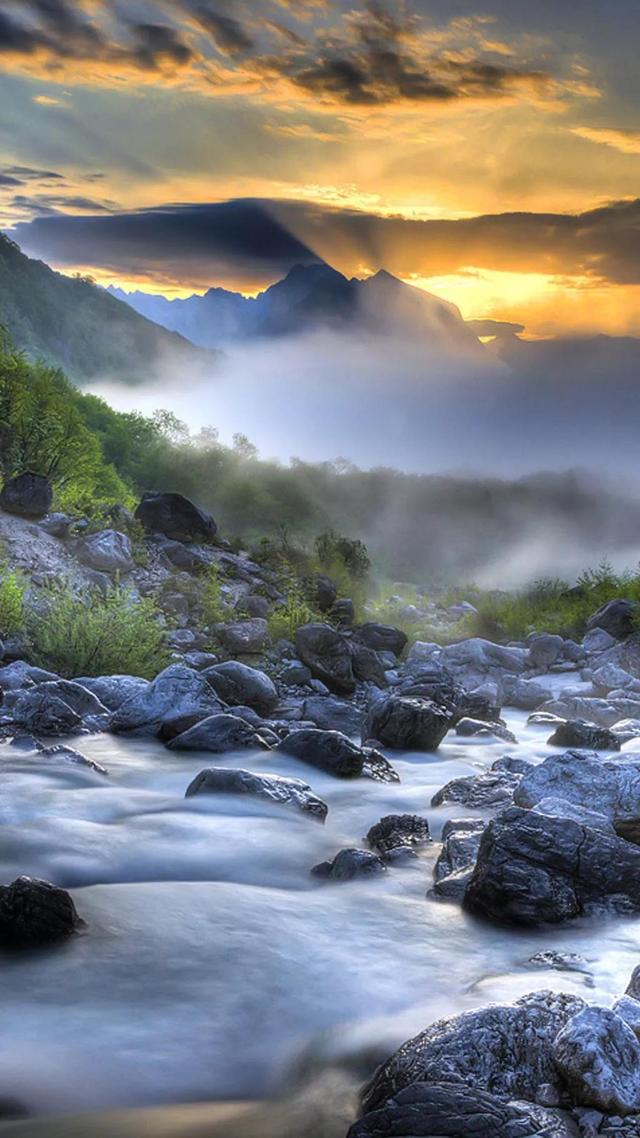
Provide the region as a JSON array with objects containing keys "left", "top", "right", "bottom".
[{"left": 0, "top": 233, "right": 214, "bottom": 383}]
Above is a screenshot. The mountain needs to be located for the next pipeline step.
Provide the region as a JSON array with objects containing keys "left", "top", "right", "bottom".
[
  {"left": 0, "top": 233, "right": 213, "bottom": 383},
  {"left": 110, "top": 263, "right": 483, "bottom": 352}
]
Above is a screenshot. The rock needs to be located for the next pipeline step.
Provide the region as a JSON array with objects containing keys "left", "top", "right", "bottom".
[
  {"left": 456, "top": 688, "right": 503, "bottom": 723},
  {"left": 541, "top": 695, "right": 640, "bottom": 729},
  {"left": 514, "top": 750, "right": 640, "bottom": 823},
  {"left": 203, "top": 661, "right": 278, "bottom": 716},
  {"left": 301, "top": 695, "right": 363, "bottom": 735},
  {"left": 0, "top": 660, "right": 60, "bottom": 691},
  {"left": 9, "top": 679, "right": 108, "bottom": 724},
  {"left": 397, "top": 665, "right": 462, "bottom": 715},
  {"left": 0, "top": 876, "right": 82, "bottom": 948},
  {"left": 531, "top": 798, "right": 615, "bottom": 834},
  {"left": 554, "top": 1006, "right": 640, "bottom": 1116},
  {"left": 4, "top": 688, "right": 82, "bottom": 735},
  {"left": 167, "top": 713, "right": 271, "bottom": 752},
  {"left": 311, "top": 848, "right": 387, "bottom": 881},
  {"left": 464, "top": 806, "right": 640, "bottom": 925},
  {"left": 405, "top": 641, "right": 440, "bottom": 671},
  {"left": 277, "top": 728, "right": 398, "bottom": 781},
  {"left": 349, "top": 643, "right": 388, "bottom": 688},
  {"left": 547, "top": 721, "right": 621, "bottom": 751},
  {"left": 431, "top": 768, "right": 522, "bottom": 810},
  {"left": 612, "top": 995, "right": 640, "bottom": 1039},
  {"left": 440, "top": 639, "right": 527, "bottom": 696},
  {"left": 350, "top": 1082, "right": 577, "bottom": 1138},
  {"left": 280, "top": 661, "right": 312, "bottom": 686},
  {"left": 239, "top": 595, "right": 270, "bottom": 619},
  {"left": 582, "top": 628, "right": 617, "bottom": 655},
  {"left": 0, "top": 472, "right": 52, "bottom": 518},
  {"left": 159, "top": 539, "right": 210, "bottom": 572},
  {"left": 185, "top": 767, "right": 327, "bottom": 820},
  {"left": 295, "top": 623, "right": 355, "bottom": 696},
  {"left": 586, "top": 600, "right": 640, "bottom": 641},
  {"left": 363, "top": 695, "right": 453, "bottom": 751},
  {"left": 135, "top": 491, "right": 217, "bottom": 543},
  {"left": 72, "top": 674, "right": 148, "bottom": 711},
  {"left": 366, "top": 814, "right": 430, "bottom": 856},
  {"left": 217, "top": 619, "right": 269, "bottom": 656},
  {"left": 304, "top": 573, "right": 337, "bottom": 613},
  {"left": 332, "top": 598, "right": 355, "bottom": 627},
  {"left": 592, "top": 664, "right": 640, "bottom": 695},
  {"left": 529, "top": 634, "right": 565, "bottom": 670},
  {"left": 505, "top": 678, "right": 553, "bottom": 710},
  {"left": 432, "top": 818, "right": 485, "bottom": 902},
  {"left": 77, "top": 529, "right": 134, "bottom": 574},
  {"left": 361, "top": 990, "right": 585, "bottom": 1114},
  {"left": 110, "top": 664, "right": 223, "bottom": 736},
  {"left": 39, "top": 512, "right": 73, "bottom": 539},
  {"left": 529, "top": 950, "right": 591, "bottom": 976},
  {"left": 454, "top": 717, "right": 517, "bottom": 743},
  {"left": 354, "top": 623, "right": 408, "bottom": 657}
]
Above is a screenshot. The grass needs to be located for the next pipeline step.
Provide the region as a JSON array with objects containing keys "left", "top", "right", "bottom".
[{"left": 0, "top": 562, "right": 26, "bottom": 639}]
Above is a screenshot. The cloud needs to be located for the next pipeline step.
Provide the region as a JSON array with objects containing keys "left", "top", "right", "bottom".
[
  {"left": 9, "top": 195, "right": 640, "bottom": 290},
  {"left": 572, "top": 126, "right": 640, "bottom": 154},
  {"left": 187, "top": 4, "right": 255, "bottom": 56}
]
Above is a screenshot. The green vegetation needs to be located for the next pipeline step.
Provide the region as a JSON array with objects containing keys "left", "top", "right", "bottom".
[
  {"left": 0, "top": 563, "right": 26, "bottom": 639},
  {"left": 26, "top": 585, "right": 170, "bottom": 678},
  {"left": 200, "top": 564, "right": 228, "bottom": 626}
]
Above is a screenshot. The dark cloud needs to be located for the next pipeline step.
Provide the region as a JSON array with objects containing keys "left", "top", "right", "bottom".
[
  {"left": 8, "top": 196, "right": 640, "bottom": 289},
  {"left": 0, "top": 173, "right": 22, "bottom": 187},
  {"left": 188, "top": 4, "right": 255, "bottom": 56},
  {"left": 6, "top": 167, "right": 66, "bottom": 182},
  {"left": 130, "top": 23, "right": 194, "bottom": 69}
]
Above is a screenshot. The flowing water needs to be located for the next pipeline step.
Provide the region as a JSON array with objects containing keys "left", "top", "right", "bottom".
[{"left": 1, "top": 674, "right": 639, "bottom": 1118}]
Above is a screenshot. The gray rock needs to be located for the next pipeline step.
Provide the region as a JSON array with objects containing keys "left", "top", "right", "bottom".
[
  {"left": 135, "top": 491, "right": 217, "bottom": 543},
  {"left": 277, "top": 728, "right": 398, "bottom": 782},
  {"left": 531, "top": 798, "right": 615, "bottom": 834},
  {"left": 167, "top": 713, "right": 271, "bottom": 752},
  {"left": 432, "top": 818, "right": 485, "bottom": 902},
  {"left": 586, "top": 600, "right": 640, "bottom": 642},
  {"left": 366, "top": 814, "right": 431, "bottom": 856},
  {"left": 295, "top": 623, "right": 356, "bottom": 696},
  {"left": 505, "top": 678, "right": 553, "bottom": 711},
  {"left": 350, "top": 1081, "right": 578, "bottom": 1138},
  {"left": 110, "top": 664, "right": 222, "bottom": 736},
  {"left": 73, "top": 674, "right": 149, "bottom": 711},
  {"left": 0, "top": 472, "right": 52, "bottom": 518},
  {"left": 239, "top": 594, "right": 270, "bottom": 619},
  {"left": 432, "top": 768, "right": 522, "bottom": 810},
  {"left": 582, "top": 628, "right": 618, "bottom": 655},
  {"left": 39, "top": 512, "right": 73, "bottom": 539},
  {"left": 301, "top": 695, "right": 363, "bottom": 735},
  {"left": 203, "top": 661, "right": 278, "bottom": 716},
  {"left": 5, "top": 688, "right": 82, "bottom": 735},
  {"left": 592, "top": 664, "right": 640, "bottom": 695},
  {"left": 354, "top": 623, "right": 408, "bottom": 657},
  {"left": 280, "top": 661, "right": 312, "bottom": 686},
  {"left": 363, "top": 695, "right": 453, "bottom": 751},
  {"left": 185, "top": 767, "right": 327, "bottom": 820},
  {"left": 38, "top": 743, "right": 108, "bottom": 775},
  {"left": 455, "top": 717, "right": 517, "bottom": 743},
  {"left": 159, "top": 540, "right": 209, "bottom": 572},
  {"left": 0, "top": 876, "right": 83, "bottom": 948},
  {"left": 547, "top": 721, "right": 621, "bottom": 751},
  {"left": 361, "top": 990, "right": 585, "bottom": 1114},
  {"left": 514, "top": 750, "right": 640, "bottom": 823},
  {"left": 612, "top": 995, "right": 640, "bottom": 1039},
  {"left": 77, "top": 529, "right": 134, "bottom": 573},
  {"left": 529, "top": 634, "right": 565, "bottom": 670},
  {"left": 311, "top": 848, "right": 387, "bottom": 881},
  {"left": 554, "top": 1006, "right": 640, "bottom": 1116},
  {"left": 0, "top": 660, "right": 60, "bottom": 691},
  {"left": 217, "top": 618, "right": 269, "bottom": 655}
]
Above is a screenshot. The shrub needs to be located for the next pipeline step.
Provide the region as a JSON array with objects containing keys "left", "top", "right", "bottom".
[
  {"left": 200, "top": 563, "right": 229, "bottom": 626},
  {"left": 0, "top": 563, "right": 26, "bottom": 638},
  {"left": 26, "top": 585, "right": 170, "bottom": 678},
  {"left": 268, "top": 582, "right": 318, "bottom": 643}
]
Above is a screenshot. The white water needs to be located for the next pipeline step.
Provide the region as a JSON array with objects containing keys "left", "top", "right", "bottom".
[{"left": 1, "top": 679, "right": 639, "bottom": 1116}]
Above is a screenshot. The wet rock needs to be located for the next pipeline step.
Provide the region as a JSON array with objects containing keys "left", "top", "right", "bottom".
[
  {"left": 185, "top": 767, "right": 327, "bottom": 821},
  {"left": 301, "top": 695, "right": 363, "bottom": 735},
  {"left": 531, "top": 798, "right": 615, "bottom": 834},
  {"left": 77, "top": 529, "right": 134, "bottom": 574},
  {"left": 349, "top": 643, "right": 388, "bottom": 688},
  {"left": 363, "top": 695, "right": 453, "bottom": 751},
  {"left": 547, "top": 721, "right": 621, "bottom": 751},
  {"left": 431, "top": 768, "right": 522, "bottom": 810},
  {"left": 440, "top": 638, "right": 527, "bottom": 697},
  {"left": 4, "top": 688, "right": 82, "bottom": 736},
  {"left": 295, "top": 623, "right": 356, "bottom": 696},
  {"left": 167, "top": 713, "right": 272, "bottom": 752},
  {"left": 217, "top": 618, "right": 269, "bottom": 656},
  {"left": 354, "top": 623, "right": 408, "bottom": 658},
  {"left": 9, "top": 679, "right": 108, "bottom": 726},
  {"left": 505, "top": 678, "right": 553, "bottom": 711},
  {"left": 0, "top": 660, "right": 60, "bottom": 691},
  {"left": 0, "top": 876, "right": 83, "bottom": 949},
  {"left": 38, "top": 743, "right": 108, "bottom": 775},
  {"left": 514, "top": 750, "right": 640, "bottom": 823},
  {"left": 0, "top": 472, "right": 52, "bottom": 518},
  {"left": 361, "top": 990, "right": 585, "bottom": 1114},
  {"left": 554, "top": 1006, "right": 640, "bottom": 1116},
  {"left": 612, "top": 995, "right": 640, "bottom": 1039},
  {"left": 350, "top": 1081, "right": 577, "bottom": 1138},
  {"left": 432, "top": 818, "right": 485, "bottom": 902},
  {"left": 73, "top": 674, "right": 149, "bottom": 711},
  {"left": 529, "top": 950, "right": 591, "bottom": 976},
  {"left": 464, "top": 806, "right": 640, "bottom": 926},
  {"left": 582, "top": 628, "right": 618, "bottom": 655},
  {"left": 203, "top": 661, "right": 278, "bottom": 716},
  {"left": 311, "top": 848, "right": 387, "bottom": 881},
  {"left": 455, "top": 717, "right": 517, "bottom": 743},
  {"left": 529, "top": 634, "right": 565, "bottom": 670},
  {"left": 111, "top": 664, "right": 223, "bottom": 736},
  {"left": 586, "top": 600, "right": 640, "bottom": 642},
  {"left": 366, "top": 814, "right": 431, "bottom": 857},
  {"left": 277, "top": 728, "right": 398, "bottom": 781},
  {"left": 135, "top": 491, "right": 217, "bottom": 543},
  {"left": 280, "top": 661, "right": 312, "bottom": 686},
  {"left": 592, "top": 664, "right": 640, "bottom": 695},
  {"left": 396, "top": 665, "right": 462, "bottom": 715}
]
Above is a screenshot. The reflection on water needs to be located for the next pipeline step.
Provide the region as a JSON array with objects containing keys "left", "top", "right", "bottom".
[{"left": 0, "top": 687, "right": 639, "bottom": 1120}]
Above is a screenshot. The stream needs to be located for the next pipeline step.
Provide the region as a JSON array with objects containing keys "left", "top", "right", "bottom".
[{"left": 1, "top": 672, "right": 639, "bottom": 1118}]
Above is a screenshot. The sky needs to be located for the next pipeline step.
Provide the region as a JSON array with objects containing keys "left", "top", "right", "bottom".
[{"left": 1, "top": 0, "right": 639, "bottom": 336}]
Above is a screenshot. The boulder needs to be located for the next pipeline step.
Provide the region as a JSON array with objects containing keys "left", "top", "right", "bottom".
[
  {"left": 464, "top": 806, "right": 640, "bottom": 925},
  {"left": 432, "top": 818, "right": 486, "bottom": 902},
  {"left": 185, "top": 767, "right": 327, "bottom": 821},
  {"left": 167, "top": 713, "right": 271, "bottom": 752},
  {"left": 332, "top": 598, "right": 355, "bottom": 627},
  {"left": 7, "top": 680, "right": 109, "bottom": 733},
  {"left": 349, "top": 643, "right": 388, "bottom": 688},
  {"left": 4, "top": 688, "right": 82, "bottom": 736},
  {"left": 110, "top": 664, "right": 223, "bottom": 736},
  {"left": 554, "top": 1006, "right": 640, "bottom": 1116},
  {"left": 203, "top": 661, "right": 278, "bottom": 716},
  {"left": 311, "top": 848, "right": 387, "bottom": 881},
  {"left": 354, "top": 623, "right": 408, "bottom": 658},
  {"left": 612, "top": 995, "right": 640, "bottom": 1040},
  {"left": 350, "top": 1082, "right": 578, "bottom": 1138},
  {"left": 531, "top": 798, "right": 615, "bottom": 834},
  {"left": 547, "top": 720, "right": 620, "bottom": 751},
  {"left": 0, "top": 876, "right": 83, "bottom": 948},
  {"left": 238, "top": 595, "right": 270, "bottom": 619},
  {"left": 0, "top": 472, "right": 52, "bottom": 518},
  {"left": 304, "top": 573, "right": 337, "bottom": 613},
  {"left": 217, "top": 618, "right": 269, "bottom": 656},
  {"left": 505, "top": 678, "right": 553, "bottom": 711},
  {"left": 363, "top": 695, "right": 453, "bottom": 751},
  {"left": 73, "top": 674, "right": 149, "bottom": 712},
  {"left": 276, "top": 728, "right": 398, "bottom": 782},
  {"left": 301, "top": 695, "right": 363, "bottom": 735},
  {"left": 0, "top": 660, "right": 60, "bottom": 691},
  {"left": 592, "top": 663, "right": 640, "bottom": 695},
  {"left": 582, "top": 628, "right": 617, "bottom": 655},
  {"left": 159, "top": 539, "right": 209, "bottom": 572},
  {"left": 361, "top": 990, "right": 585, "bottom": 1114},
  {"left": 586, "top": 600, "right": 640, "bottom": 642},
  {"left": 366, "top": 814, "right": 430, "bottom": 857},
  {"left": 431, "top": 768, "right": 523, "bottom": 811},
  {"left": 295, "top": 623, "right": 355, "bottom": 696},
  {"left": 528, "top": 634, "right": 565, "bottom": 670},
  {"left": 39, "top": 512, "right": 73, "bottom": 539},
  {"left": 77, "top": 529, "right": 134, "bottom": 574},
  {"left": 440, "top": 639, "right": 527, "bottom": 695},
  {"left": 454, "top": 717, "right": 517, "bottom": 743},
  {"left": 514, "top": 750, "right": 640, "bottom": 823},
  {"left": 135, "top": 491, "right": 217, "bottom": 543}
]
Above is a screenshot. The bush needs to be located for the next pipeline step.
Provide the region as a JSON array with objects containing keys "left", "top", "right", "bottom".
[
  {"left": 268, "top": 583, "right": 318, "bottom": 643},
  {"left": 0, "top": 563, "right": 26, "bottom": 638},
  {"left": 26, "top": 585, "right": 170, "bottom": 678},
  {"left": 200, "top": 564, "right": 229, "bottom": 626}
]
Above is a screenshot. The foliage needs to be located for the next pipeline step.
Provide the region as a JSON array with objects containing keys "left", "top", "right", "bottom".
[
  {"left": 26, "top": 585, "right": 170, "bottom": 678},
  {"left": 315, "top": 529, "right": 370, "bottom": 579},
  {"left": 0, "top": 562, "right": 26, "bottom": 638},
  {"left": 200, "top": 563, "right": 229, "bottom": 626},
  {"left": 268, "top": 583, "right": 319, "bottom": 643}
]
